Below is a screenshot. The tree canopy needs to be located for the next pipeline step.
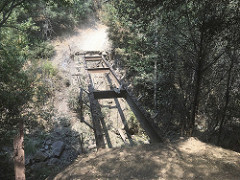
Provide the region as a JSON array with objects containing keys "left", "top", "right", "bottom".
[
  {"left": 104, "top": 0, "right": 240, "bottom": 146},
  {"left": 0, "top": 1, "right": 92, "bottom": 178}
]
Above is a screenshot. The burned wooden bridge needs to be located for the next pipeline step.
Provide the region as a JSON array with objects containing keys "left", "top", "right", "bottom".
[{"left": 81, "top": 51, "right": 162, "bottom": 149}]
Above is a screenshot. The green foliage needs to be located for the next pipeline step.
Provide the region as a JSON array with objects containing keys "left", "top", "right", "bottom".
[
  {"left": 0, "top": 45, "right": 32, "bottom": 118},
  {"left": 20, "top": 0, "right": 92, "bottom": 38},
  {"left": 0, "top": 0, "right": 93, "bottom": 178},
  {"left": 68, "top": 89, "right": 80, "bottom": 111},
  {"left": 24, "top": 138, "right": 40, "bottom": 155},
  {"left": 105, "top": 0, "right": 240, "bottom": 144},
  {"left": 29, "top": 42, "right": 54, "bottom": 59},
  {"left": 128, "top": 112, "right": 139, "bottom": 132},
  {"left": 0, "top": 152, "right": 14, "bottom": 180},
  {"left": 0, "top": 0, "right": 91, "bottom": 122},
  {"left": 0, "top": 0, "right": 91, "bottom": 160},
  {"left": 42, "top": 60, "right": 58, "bottom": 77}
]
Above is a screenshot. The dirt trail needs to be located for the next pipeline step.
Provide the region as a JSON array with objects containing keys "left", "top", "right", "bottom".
[
  {"left": 49, "top": 21, "right": 114, "bottom": 155},
  {"left": 50, "top": 20, "right": 148, "bottom": 155},
  {"left": 52, "top": 22, "right": 111, "bottom": 66},
  {"left": 49, "top": 137, "right": 240, "bottom": 180},
  {"left": 51, "top": 21, "right": 111, "bottom": 115}
]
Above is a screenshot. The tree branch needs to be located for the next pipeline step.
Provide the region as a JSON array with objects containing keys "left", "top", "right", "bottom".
[
  {"left": 0, "top": 0, "right": 26, "bottom": 28},
  {"left": 202, "top": 51, "right": 225, "bottom": 72},
  {"left": 185, "top": 2, "right": 198, "bottom": 53},
  {"left": 0, "top": 1, "right": 10, "bottom": 13}
]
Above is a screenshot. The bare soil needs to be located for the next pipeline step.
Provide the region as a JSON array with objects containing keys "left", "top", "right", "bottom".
[{"left": 49, "top": 137, "right": 240, "bottom": 180}]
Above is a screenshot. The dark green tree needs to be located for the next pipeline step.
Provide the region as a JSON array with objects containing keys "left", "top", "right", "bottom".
[{"left": 104, "top": 0, "right": 240, "bottom": 147}]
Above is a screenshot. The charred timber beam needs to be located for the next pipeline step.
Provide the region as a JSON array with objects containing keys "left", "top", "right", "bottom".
[
  {"left": 125, "top": 92, "right": 162, "bottom": 143},
  {"left": 88, "top": 86, "right": 105, "bottom": 149},
  {"left": 85, "top": 56, "right": 102, "bottom": 61},
  {"left": 83, "top": 55, "right": 105, "bottom": 149},
  {"left": 84, "top": 51, "right": 101, "bottom": 55},
  {"left": 93, "top": 90, "right": 127, "bottom": 99},
  {"left": 86, "top": 67, "right": 110, "bottom": 73},
  {"left": 75, "top": 51, "right": 101, "bottom": 56}
]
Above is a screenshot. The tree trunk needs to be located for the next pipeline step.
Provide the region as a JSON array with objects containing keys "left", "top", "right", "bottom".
[
  {"left": 13, "top": 118, "right": 25, "bottom": 180},
  {"left": 154, "top": 59, "right": 157, "bottom": 111},
  {"left": 190, "top": 53, "right": 204, "bottom": 136},
  {"left": 217, "top": 55, "right": 234, "bottom": 145},
  {"left": 93, "top": 0, "right": 101, "bottom": 18},
  {"left": 189, "top": 19, "right": 206, "bottom": 136}
]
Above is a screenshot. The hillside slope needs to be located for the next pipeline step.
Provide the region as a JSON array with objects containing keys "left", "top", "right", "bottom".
[{"left": 49, "top": 137, "right": 240, "bottom": 179}]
